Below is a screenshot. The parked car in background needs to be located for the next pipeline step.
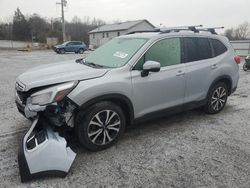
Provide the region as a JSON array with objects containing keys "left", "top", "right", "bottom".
[{"left": 53, "top": 41, "right": 87, "bottom": 54}]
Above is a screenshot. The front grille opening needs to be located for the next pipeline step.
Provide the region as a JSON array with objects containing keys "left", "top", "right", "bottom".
[
  {"left": 26, "top": 130, "right": 47, "bottom": 150},
  {"left": 16, "top": 81, "right": 25, "bottom": 91},
  {"left": 17, "top": 91, "right": 29, "bottom": 105}
]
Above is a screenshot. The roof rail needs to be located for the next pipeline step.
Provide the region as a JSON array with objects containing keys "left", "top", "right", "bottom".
[
  {"left": 196, "top": 27, "right": 224, "bottom": 34},
  {"left": 159, "top": 25, "right": 203, "bottom": 34},
  {"left": 126, "top": 25, "right": 224, "bottom": 35},
  {"left": 126, "top": 29, "right": 160, "bottom": 35}
]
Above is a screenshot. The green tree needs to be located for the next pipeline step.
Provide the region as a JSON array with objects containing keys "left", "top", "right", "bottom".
[{"left": 12, "top": 8, "right": 30, "bottom": 41}]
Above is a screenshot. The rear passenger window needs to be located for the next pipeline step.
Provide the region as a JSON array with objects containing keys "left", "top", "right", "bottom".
[
  {"left": 134, "top": 38, "right": 181, "bottom": 69},
  {"left": 184, "top": 37, "right": 212, "bottom": 62},
  {"left": 210, "top": 39, "right": 227, "bottom": 56}
]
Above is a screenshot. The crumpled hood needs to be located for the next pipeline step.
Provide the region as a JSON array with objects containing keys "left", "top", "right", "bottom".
[{"left": 17, "top": 60, "right": 109, "bottom": 91}]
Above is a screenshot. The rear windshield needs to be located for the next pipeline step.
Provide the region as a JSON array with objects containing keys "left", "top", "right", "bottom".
[{"left": 85, "top": 38, "right": 148, "bottom": 68}]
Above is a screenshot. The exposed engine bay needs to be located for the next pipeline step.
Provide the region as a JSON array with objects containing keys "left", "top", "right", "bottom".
[{"left": 43, "top": 99, "right": 77, "bottom": 128}]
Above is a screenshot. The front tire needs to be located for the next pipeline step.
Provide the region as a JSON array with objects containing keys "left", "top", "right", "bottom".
[
  {"left": 75, "top": 102, "right": 126, "bottom": 151},
  {"left": 59, "top": 48, "right": 65, "bottom": 54},
  {"left": 204, "top": 82, "right": 228, "bottom": 114}
]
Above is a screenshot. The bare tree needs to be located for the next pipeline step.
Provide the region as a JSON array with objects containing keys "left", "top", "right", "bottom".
[
  {"left": 71, "top": 16, "right": 81, "bottom": 23},
  {"left": 65, "top": 17, "right": 106, "bottom": 44},
  {"left": 112, "top": 19, "right": 122, "bottom": 24},
  {"left": 224, "top": 28, "right": 235, "bottom": 40},
  {"left": 234, "top": 22, "right": 250, "bottom": 40},
  {"left": 29, "top": 14, "right": 50, "bottom": 42}
]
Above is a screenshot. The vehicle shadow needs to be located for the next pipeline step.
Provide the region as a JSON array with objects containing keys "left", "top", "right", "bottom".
[{"left": 72, "top": 108, "right": 210, "bottom": 154}]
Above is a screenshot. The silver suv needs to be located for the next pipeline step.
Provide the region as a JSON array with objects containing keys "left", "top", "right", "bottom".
[{"left": 15, "top": 26, "right": 240, "bottom": 181}]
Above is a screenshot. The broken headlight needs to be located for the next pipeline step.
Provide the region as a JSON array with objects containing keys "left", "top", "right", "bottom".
[{"left": 31, "top": 81, "right": 78, "bottom": 106}]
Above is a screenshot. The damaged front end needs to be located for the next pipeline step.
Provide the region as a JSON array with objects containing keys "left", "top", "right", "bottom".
[{"left": 15, "top": 81, "right": 78, "bottom": 182}]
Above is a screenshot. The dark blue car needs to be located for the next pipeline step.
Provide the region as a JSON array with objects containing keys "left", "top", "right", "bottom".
[{"left": 53, "top": 41, "right": 87, "bottom": 54}]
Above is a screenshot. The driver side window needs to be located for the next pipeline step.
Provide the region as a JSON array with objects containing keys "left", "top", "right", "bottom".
[{"left": 134, "top": 38, "right": 181, "bottom": 70}]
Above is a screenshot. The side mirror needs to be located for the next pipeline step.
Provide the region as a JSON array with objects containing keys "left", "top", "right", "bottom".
[{"left": 141, "top": 61, "right": 161, "bottom": 77}]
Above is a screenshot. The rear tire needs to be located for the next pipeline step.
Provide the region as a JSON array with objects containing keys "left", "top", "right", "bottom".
[
  {"left": 204, "top": 82, "right": 228, "bottom": 114},
  {"left": 243, "top": 63, "right": 248, "bottom": 71},
  {"left": 78, "top": 48, "right": 84, "bottom": 54},
  {"left": 75, "top": 102, "right": 126, "bottom": 151}
]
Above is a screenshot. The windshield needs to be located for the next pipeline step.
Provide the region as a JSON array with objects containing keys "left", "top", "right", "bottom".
[
  {"left": 61, "top": 42, "right": 69, "bottom": 45},
  {"left": 85, "top": 38, "right": 148, "bottom": 68}
]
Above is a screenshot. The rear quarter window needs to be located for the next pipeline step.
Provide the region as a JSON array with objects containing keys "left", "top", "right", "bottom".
[
  {"left": 210, "top": 39, "right": 227, "bottom": 56},
  {"left": 183, "top": 37, "right": 212, "bottom": 62}
]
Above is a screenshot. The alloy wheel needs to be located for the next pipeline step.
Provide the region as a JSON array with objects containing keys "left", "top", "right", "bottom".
[
  {"left": 87, "top": 110, "right": 121, "bottom": 145},
  {"left": 211, "top": 86, "right": 227, "bottom": 112},
  {"left": 79, "top": 49, "right": 84, "bottom": 54}
]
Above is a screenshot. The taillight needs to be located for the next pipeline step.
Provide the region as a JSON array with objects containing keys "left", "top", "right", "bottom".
[{"left": 234, "top": 55, "right": 241, "bottom": 64}]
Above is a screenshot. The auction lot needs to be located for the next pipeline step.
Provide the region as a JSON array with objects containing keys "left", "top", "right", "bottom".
[{"left": 0, "top": 50, "right": 249, "bottom": 187}]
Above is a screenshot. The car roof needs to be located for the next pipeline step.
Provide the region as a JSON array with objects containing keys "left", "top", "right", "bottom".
[
  {"left": 67, "top": 41, "right": 83, "bottom": 43},
  {"left": 119, "top": 32, "right": 159, "bottom": 39},
  {"left": 119, "top": 31, "right": 229, "bottom": 44}
]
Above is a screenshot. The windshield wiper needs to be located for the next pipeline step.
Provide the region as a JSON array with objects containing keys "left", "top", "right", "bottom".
[{"left": 76, "top": 58, "right": 109, "bottom": 68}]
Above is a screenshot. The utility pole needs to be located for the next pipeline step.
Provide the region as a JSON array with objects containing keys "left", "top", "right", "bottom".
[{"left": 57, "top": 0, "right": 67, "bottom": 42}]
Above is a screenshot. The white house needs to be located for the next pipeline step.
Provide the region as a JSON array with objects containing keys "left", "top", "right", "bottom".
[{"left": 89, "top": 19, "right": 155, "bottom": 48}]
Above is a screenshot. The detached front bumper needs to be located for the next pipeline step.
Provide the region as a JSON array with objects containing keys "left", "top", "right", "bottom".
[{"left": 18, "top": 117, "right": 76, "bottom": 182}]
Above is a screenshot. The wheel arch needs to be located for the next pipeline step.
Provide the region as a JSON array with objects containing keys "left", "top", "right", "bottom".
[
  {"left": 77, "top": 94, "right": 135, "bottom": 126},
  {"left": 208, "top": 75, "right": 233, "bottom": 97},
  {"left": 59, "top": 48, "right": 65, "bottom": 52},
  {"left": 77, "top": 48, "right": 84, "bottom": 53}
]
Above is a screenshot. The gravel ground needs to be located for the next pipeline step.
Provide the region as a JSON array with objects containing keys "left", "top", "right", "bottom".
[{"left": 0, "top": 50, "right": 249, "bottom": 188}]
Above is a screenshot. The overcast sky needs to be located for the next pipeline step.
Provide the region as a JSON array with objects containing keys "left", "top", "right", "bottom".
[{"left": 0, "top": 0, "right": 249, "bottom": 29}]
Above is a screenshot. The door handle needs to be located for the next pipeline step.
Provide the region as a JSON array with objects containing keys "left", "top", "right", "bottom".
[
  {"left": 176, "top": 70, "right": 185, "bottom": 76},
  {"left": 211, "top": 64, "right": 218, "bottom": 69}
]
